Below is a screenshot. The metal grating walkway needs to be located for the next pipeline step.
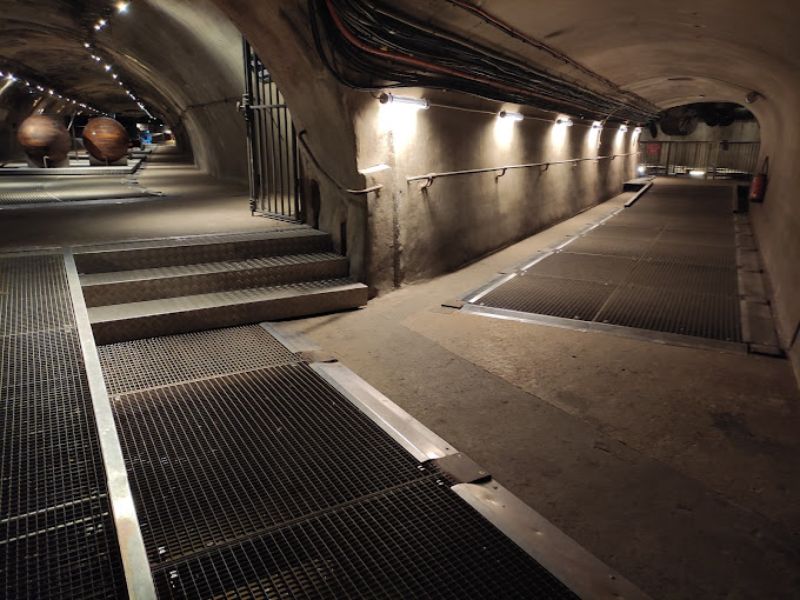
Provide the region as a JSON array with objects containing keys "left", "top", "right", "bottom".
[
  {"left": 474, "top": 183, "right": 743, "bottom": 344},
  {"left": 100, "top": 325, "right": 580, "bottom": 599},
  {"left": 0, "top": 254, "right": 127, "bottom": 599}
]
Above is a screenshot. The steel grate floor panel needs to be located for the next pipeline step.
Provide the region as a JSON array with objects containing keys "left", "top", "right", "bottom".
[
  {"left": 526, "top": 252, "right": 638, "bottom": 284},
  {"left": 113, "top": 364, "right": 429, "bottom": 565},
  {"left": 478, "top": 274, "right": 615, "bottom": 321},
  {"left": 596, "top": 285, "right": 742, "bottom": 341},
  {"left": 0, "top": 254, "right": 127, "bottom": 599},
  {"left": 473, "top": 183, "right": 743, "bottom": 344},
  {"left": 152, "top": 478, "right": 578, "bottom": 600},
  {"left": 99, "top": 325, "right": 299, "bottom": 395}
]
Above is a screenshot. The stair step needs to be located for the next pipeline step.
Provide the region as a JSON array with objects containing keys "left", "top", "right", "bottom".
[
  {"left": 74, "top": 229, "right": 331, "bottom": 273},
  {"left": 81, "top": 253, "right": 349, "bottom": 307},
  {"left": 89, "top": 278, "right": 368, "bottom": 345}
]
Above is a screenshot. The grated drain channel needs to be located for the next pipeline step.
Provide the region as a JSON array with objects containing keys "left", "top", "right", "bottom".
[
  {"left": 101, "top": 325, "right": 580, "bottom": 598},
  {"left": 153, "top": 479, "right": 577, "bottom": 600},
  {"left": 474, "top": 184, "right": 743, "bottom": 343},
  {"left": 0, "top": 254, "right": 127, "bottom": 599},
  {"left": 99, "top": 325, "right": 298, "bottom": 395}
]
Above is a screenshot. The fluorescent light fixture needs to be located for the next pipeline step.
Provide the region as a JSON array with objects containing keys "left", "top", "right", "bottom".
[
  {"left": 689, "top": 169, "right": 706, "bottom": 177},
  {"left": 359, "top": 163, "right": 391, "bottom": 175},
  {"left": 619, "top": 124, "right": 629, "bottom": 133},
  {"left": 499, "top": 111, "right": 524, "bottom": 121},
  {"left": 591, "top": 121, "right": 603, "bottom": 129},
  {"left": 378, "top": 92, "right": 429, "bottom": 110},
  {"left": 556, "top": 117, "right": 574, "bottom": 126}
]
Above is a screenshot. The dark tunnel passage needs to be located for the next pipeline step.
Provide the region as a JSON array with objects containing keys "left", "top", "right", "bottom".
[{"left": 1, "top": 2, "right": 800, "bottom": 599}]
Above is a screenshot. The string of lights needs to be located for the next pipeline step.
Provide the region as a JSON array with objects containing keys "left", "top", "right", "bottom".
[
  {"left": 0, "top": 68, "right": 106, "bottom": 115},
  {"left": 86, "top": 1, "right": 157, "bottom": 121}
]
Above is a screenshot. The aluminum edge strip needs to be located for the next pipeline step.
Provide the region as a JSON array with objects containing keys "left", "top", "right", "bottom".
[
  {"left": 309, "top": 359, "right": 650, "bottom": 599},
  {"left": 452, "top": 482, "right": 651, "bottom": 600},
  {"left": 260, "top": 322, "right": 322, "bottom": 353},
  {"left": 309, "top": 361, "right": 456, "bottom": 462},
  {"left": 63, "top": 249, "right": 157, "bottom": 600},
  {"left": 462, "top": 303, "right": 747, "bottom": 354}
]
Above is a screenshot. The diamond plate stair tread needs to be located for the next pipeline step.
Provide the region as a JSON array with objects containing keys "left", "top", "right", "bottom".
[
  {"left": 73, "top": 227, "right": 319, "bottom": 255},
  {"left": 81, "top": 252, "right": 346, "bottom": 286},
  {"left": 88, "top": 278, "right": 367, "bottom": 324}
]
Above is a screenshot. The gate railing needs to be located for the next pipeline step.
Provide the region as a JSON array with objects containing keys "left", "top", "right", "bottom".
[
  {"left": 638, "top": 141, "right": 761, "bottom": 179},
  {"left": 241, "top": 40, "right": 302, "bottom": 221}
]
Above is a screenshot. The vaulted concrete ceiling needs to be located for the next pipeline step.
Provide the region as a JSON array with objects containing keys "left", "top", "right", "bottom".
[{"left": 399, "top": 0, "right": 799, "bottom": 112}]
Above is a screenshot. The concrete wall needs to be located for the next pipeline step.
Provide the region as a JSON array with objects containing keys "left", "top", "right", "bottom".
[{"left": 352, "top": 92, "right": 637, "bottom": 290}]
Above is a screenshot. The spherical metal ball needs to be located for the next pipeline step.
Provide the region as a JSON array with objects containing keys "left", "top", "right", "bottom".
[
  {"left": 17, "top": 115, "right": 71, "bottom": 167},
  {"left": 83, "top": 117, "right": 130, "bottom": 163}
]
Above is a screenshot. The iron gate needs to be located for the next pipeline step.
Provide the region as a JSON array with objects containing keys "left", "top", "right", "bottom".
[{"left": 242, "top": 40, "right": 303, "bottom": 220}]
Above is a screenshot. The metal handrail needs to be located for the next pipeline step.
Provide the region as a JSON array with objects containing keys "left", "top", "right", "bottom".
[{"left": 407, "top": 152, "right": 639, "bottom": 189}]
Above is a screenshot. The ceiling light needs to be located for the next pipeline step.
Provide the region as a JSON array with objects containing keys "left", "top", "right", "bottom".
[
  {"left": 498, "top": 111, "right": 524, "bottom": 121},
  {"left": 116, "top": 1, "right": 130, "bottom": 14},
  {"left": 104, "top": 64, "right": 112, "bottom": 71},
  {"left": 378, "top": 92, "right": 429, "bottom": 110}
]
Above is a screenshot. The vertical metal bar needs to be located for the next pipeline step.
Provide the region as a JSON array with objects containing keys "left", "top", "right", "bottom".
[
  {"left": 281, "top": 93, "right": 290, "bottom": 217},
  {"left": 242, "top": 39, "right": 259, "bottom": 214},
  {"left": 64, "top": 250, "right": 157, "bottom": 600},
  {"left": 292, "top": 121, "right": 301, "bottom": 219}
]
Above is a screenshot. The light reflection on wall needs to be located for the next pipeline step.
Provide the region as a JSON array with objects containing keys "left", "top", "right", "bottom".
[
  {"left": 586, "top": 121, "right": 602, "bottom": 152},
  {"left": 378, "top": 101, "right": 421, "bottom": 152},
  {"left": 493, "top": 115, "right": 516, "bottom": 149},
  {"left": 550, "top": 117, "right": 570, "bottom": 153}
]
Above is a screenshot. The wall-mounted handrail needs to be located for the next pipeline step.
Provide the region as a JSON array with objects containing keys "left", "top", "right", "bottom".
[{"left": 407, "top": 151, "right": 639, "bottom": 190}]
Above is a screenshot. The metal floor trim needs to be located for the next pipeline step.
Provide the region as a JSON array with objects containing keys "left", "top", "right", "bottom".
[
  {"left": 303, "top": 350, "right": 649, "bottom": 600},
  {"left": 63, "top": 250, "right": 157, "bottom": 600},
  {"left": 462, "top": 303, "right": 747, "bottom": 354},
  {"left": 461, "top": 204, "right": 627, "bottom": 305}
]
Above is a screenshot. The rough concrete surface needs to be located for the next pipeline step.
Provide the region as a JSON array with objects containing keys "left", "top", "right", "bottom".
[{"left": 281, "top": 193, "right": 800, "bottom": 600}]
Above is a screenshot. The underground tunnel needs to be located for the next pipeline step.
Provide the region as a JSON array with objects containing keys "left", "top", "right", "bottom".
[{"left": 1, "top": 1, "right": 799, "bottom": 598}]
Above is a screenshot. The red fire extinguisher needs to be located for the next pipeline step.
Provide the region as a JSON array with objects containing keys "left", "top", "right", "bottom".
[{"left": 749, "top": 156, "right": 769, "bottom": 203}]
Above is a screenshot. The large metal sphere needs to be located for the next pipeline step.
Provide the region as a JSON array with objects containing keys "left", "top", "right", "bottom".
[
  {"left": 83, "top": 117, "right": 129, "bottom": 163},
  {"left": 17, "top": 115, "right": 71, "bottom": 167}
]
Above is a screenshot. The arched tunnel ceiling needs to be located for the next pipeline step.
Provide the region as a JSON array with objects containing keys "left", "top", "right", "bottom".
[
  {"left": 397, "top": 0, "right": 800, "bottom": 114},
  {"left": 0, "top": 1, "right": 146, "bottom": 116},
  {"left": 0, "top": 0, "right": 244, "bottom": 123}
]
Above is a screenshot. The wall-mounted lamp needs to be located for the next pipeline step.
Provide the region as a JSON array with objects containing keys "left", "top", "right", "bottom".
[
  {"left": 116, "top": 1, "right": 130, "bottom": 14},
  {"left": 591, "top": 121, "right": 603, "bottom": 129},
  {"left": 619, "top": 124, "right": 629, "bottom": 133},
  {"left": 379, "top": 92, "right": 429, "bottom": 110},
  {"left": 498, "top": 111, "right": 524, "bottom": 121},
  {"left": 556, "top": 117, "right": 574, "bottom": 127},
  {"left": 633, "top": 127, "right": 642, "bottom": 134}
]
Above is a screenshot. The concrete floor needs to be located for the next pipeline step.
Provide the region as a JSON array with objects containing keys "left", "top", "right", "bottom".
[
  {"left": 0, "top": 147, "right": 296, "bottom": 250},
  {"left": 281, "top": 190, "right": 800, "bottom": 600}
]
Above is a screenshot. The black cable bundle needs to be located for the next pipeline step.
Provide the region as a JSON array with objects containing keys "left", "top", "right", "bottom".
[{"left": 309, "top": 0, "right": 659, "bottom": 123}]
